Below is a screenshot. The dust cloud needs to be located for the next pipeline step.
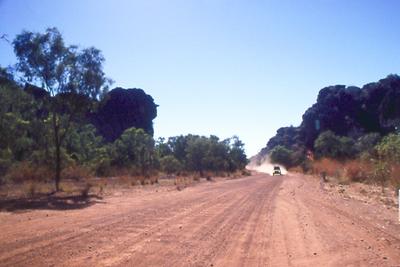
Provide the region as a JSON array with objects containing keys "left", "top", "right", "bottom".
[{"left": 247, "top": 156, "right": 287, "bottom": 175}]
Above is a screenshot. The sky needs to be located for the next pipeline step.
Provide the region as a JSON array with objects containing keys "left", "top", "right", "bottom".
[{"left": 1, "top": 0, "right": 400, "bottom": 156}]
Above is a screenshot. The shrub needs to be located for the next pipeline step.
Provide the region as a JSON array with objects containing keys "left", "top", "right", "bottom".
[
  {"left": 376, "top": 134, "right": 400, "bottom": 163},
  {"left": 314, "top": 131, "right": 356, "bottom": 160},
  {"left": 355, "top": 133, "right": 381, "bottom": 155},
  {"left": 113, "top": 128, "right": 155, "bottom": 175},
  {"left": 269, "top": 145, "right": 293, "bottom": 168},
  {"left": 160, "top": 155, "right": 182, "bottom": 174}
]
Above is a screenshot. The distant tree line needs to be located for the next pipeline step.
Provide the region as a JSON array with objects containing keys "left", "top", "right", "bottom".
[
  {"left": 156, "top": 135, "right": 248, "bottom": 176},
  {"left": 0, "top": 27, "right": 248, "bottom": 191}
]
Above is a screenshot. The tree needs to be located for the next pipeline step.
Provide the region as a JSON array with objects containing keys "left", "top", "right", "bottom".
[
  {"left": 114, "top": 128, "right": 155, "bottom": 176},
  {"left": 168, "top": 135, "right": 190, "bottom": 163},
  {"left": 0, "top": 81, "right": 37, "bottom": 161},
  {"left": 13, "top": 27, "right": 111, "bottom": 191},
  {"left": 159, "top": 155, "right": 182, "bottom": 174},
  {"left": 64, "top": 123, "right": 104, "bottom": 165},
  {"left": 269, "top": 145, "right": 293, "bottom": 168},
  {"left": 185, "top": 136, "right": 210, "bottom": 176},
  {"left": 228, "top": 136, "right": 248, "bottom": 171},
  {"left": 165, "top": 134, "right": 248, "bottom": 174},
  {"left": 155, "top": 137, "right": 173, "bottom": 158}
]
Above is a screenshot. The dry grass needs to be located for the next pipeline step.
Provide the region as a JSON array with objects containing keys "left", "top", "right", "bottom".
[
  {"left": 310, "top": 158, "right": 400, "bottom": 192},
  {"left": 343, "top": 160, "right": 372, "bottom": 183},
  {"left": 311, "top": 158, "right": 373, "bottom": 184},
  {"left": 288, "top": 166, "right": 304, "bottom": 173},
  {"left": 1, "top": 167, "right": 251, "bottom": 199},
  {"left": 61, "top": 165, "right": 92, "bottom": 181},
  {"left": 389, "top": 164, "right": 400, "bottom": 191},
  {"left": 241, "top": 169, "right": 252, "bottom": 176},
  {"left": 311, "top": 158, "right": 343, "bottom": 178},
  {"left": 5, "top": 162, "right": 52, "bottom": 183}
]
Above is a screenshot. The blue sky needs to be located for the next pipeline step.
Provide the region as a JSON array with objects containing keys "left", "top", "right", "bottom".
[{"left": 1, "top": 0, "right": 400, "bottom": 156}]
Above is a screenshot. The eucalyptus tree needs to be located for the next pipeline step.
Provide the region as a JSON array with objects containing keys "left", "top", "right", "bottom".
[{"left": 13, "top": 27, "right": 112, "bottom": 191}]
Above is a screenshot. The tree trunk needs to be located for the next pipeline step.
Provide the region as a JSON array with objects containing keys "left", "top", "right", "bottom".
[
  {"left": 55, "top": 140, "right": 61, "bottom": 191},
  {"left": 53, "top": 112, "right": 61, "bottom": 192}
]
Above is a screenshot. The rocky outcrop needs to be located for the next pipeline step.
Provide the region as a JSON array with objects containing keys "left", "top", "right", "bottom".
[
  {"left": 258, "top": 74, "right": 400, "bottom": 157},
  {"left": 91, "top": 87, "right": 158, "bottom": 141}
]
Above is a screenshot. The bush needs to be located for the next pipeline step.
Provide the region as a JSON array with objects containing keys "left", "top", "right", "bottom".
[
  {"left": 314, "top": 131, "right": 356, "bottom": 160},
  {"left": 159, "top": 155, "right": 182, "bottom": 174},
  {"left": 113, "top": 128, "right": 155, "bottom": 175},
  {"left": 355, "top": 133, "right": 381, "bottom": 155},
  {"left": 376, "top": 134, "right": 400, "bottom": 163},
  {"left": 269, "top": 145, "right": 293, "bottom": 168}
]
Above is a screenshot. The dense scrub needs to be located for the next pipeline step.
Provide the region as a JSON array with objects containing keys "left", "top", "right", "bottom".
[{"left": 0, "top": 28, "right": 248, "bottom": 192}]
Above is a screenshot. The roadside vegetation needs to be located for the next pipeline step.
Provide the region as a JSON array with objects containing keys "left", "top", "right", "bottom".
[
  {"left": 262, "top": 76, "right": 400, "bottom": 192},
  {"left": 0, "top": 28, "right": 248, "bottom": 197}
]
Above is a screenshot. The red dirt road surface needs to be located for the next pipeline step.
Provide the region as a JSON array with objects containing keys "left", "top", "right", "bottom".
[{"left": 1, "top": 173, "right": 400, "bottom": 266}]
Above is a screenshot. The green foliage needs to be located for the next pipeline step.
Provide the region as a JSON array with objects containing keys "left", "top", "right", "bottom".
[
  {"left": 159, "top": 155, "right": 182, "bottom": 174},
  {"left": 157, "top": 134, "right": 248, "bottom": 175},
  {"left": 227, "top": 136, "right": 248, "bottom": 171},
  {"left": 185, "top": 136, "right": 212, "bottom": 174},
  {"left": 12, "top": 27, "right": 112, "bottom": 190},
  {"left": 355, "top": 133, "right": 381, "bottom": 156},
  {"left": 13, "top": 27, "right": 111, "bottom": 98},
  {"left": 64, "top": 124, "right": 104, "bottom": 164},
  {"left": 0, "top": 27, "right": 249, "bottom": 186},
  {"left": 376, "top": 133, "right": 400, "bottom": 163},
  {"left": 155, "top": 137, "right": 172, "bottom": 158},
  {"left": 314, "top": 131, "right": 356, "bottom": 160},
  {"left": 167, "top": 135, "right": 190, "bottom": 163},
  {"left": 261, "top": 75, "right": 400, "bottom": 166},
  {"left": 269, "top": 145, "right": 293, "bottom": 168},
  {"left": 113, "top": 128, "right": 155, "bottom": 175}
]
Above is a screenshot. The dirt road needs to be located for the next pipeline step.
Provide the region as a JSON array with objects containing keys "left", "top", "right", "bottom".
[{"left": 1, "top": 173, "right": 400, "bottom": 266}]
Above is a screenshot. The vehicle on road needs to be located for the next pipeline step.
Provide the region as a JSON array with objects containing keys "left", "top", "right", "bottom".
[{"left": 272, "top": 166, "right": 282, "bottom": 176}]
